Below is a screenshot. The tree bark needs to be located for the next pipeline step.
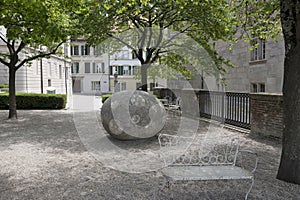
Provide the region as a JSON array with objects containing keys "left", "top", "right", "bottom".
[
  {"left": 140, "top": 64, "right": 148, "bottom": 92},
  {"left": 8, "top": 66, "right": 17, "bottom": 119},
  {"left": 277, "top": 0, "right": 300, "bottom": 184}
]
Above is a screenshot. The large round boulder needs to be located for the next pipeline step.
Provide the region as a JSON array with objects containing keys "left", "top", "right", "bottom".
[{"left": 101, "top": 90, "right": 166, "bottom": 140}]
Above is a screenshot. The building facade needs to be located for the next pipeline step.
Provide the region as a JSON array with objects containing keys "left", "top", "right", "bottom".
[
  {"left": 70, "top": 40, "right": 166, "bottom": 94},
  {"left": 0, "top": 39, "right": 72, "bottom": 96},
  {"left": 216, "top": 38, "right": 284, "bottom": 93},
  {"left": 108, "top": 47, "right": 142, "bottom": 92},
  {"left": 70, "top": 38, "right": 110, "bottom": 94}
]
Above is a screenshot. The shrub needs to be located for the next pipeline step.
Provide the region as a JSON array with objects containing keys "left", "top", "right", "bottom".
[
  {"left": 0, "top": 93, "right": 67, "bottom": 109},
  {"left": 102, "top": 94, "right": 112, "bottom": 103},
  {"left": 0, "top": 84, "right": 8, "bottom": 88}
]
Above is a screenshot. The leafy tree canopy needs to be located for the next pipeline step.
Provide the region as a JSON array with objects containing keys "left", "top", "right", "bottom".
[
  {"left": 0, "top": 0, "right": 84, "bottom": 119},
  {"left": 81, "top": 0, "right": 237, "bottom": 80},
  {"left": 231, "top": 0, "right": 281, "bottom": 41},
  {"left": 0, "top": 0, "right": 82, "bottom": 68}
]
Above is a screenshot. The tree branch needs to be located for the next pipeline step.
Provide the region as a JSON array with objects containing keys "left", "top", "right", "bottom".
[
  {"left": 16, "top": 42, "right": 64, "bottom": 70},
  {"left": 6, "top": 39, "right": 14, "bottom": 56},
  {"left": 139, "top": 28, "right": 147, "bottom": 50},
  {"left": 0, "top": 34, "right": 8, "bottom": 45},
  {"left": 16, "top": 41, "right": 26, "bottom": 54},
  {"left": 150, "top": 49, "right": 161, "bottom": 63},
  {"left": 129, "top": 15, "right": 143, "bottom": 32},
  {"left": 107, "top": 33, "right": 136, "bottom": 51},
  {"left": 159, "top": 24, "right": 193, "bottom": 49},
  {"left": 0, "top": 57, "right": 10, "bottom": 67}
]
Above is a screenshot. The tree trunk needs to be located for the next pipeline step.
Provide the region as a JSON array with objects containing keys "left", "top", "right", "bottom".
[
  {"left": 277, "top": 44, "right": 300, "bottom": 184},
  {"left": 277, "top": 0, "right": 300, "bottom": 184},
  {"left": 140, "top": 64, "right": 148, "bottom": 92},
  {"left": 8, "top": 66, "right": 17, "bottom": 119}
]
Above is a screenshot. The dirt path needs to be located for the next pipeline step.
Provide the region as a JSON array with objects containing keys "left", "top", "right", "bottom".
[{"left": 0, "top": 110, "right": 299, "bottom": 200}]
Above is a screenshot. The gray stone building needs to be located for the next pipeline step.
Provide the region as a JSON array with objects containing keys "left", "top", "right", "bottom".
[{"left": 216, "top": 39, "right": 284, "bottom": 93}]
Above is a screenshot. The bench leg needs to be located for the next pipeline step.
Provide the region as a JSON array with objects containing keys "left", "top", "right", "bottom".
[{"left": 245, "top": 177, "right": 254, "bottom": 200}]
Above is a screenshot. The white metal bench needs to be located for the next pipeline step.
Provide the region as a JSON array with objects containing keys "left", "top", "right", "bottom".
[{"left": 158, "top": 134, "right": 258, "bottom": 200}]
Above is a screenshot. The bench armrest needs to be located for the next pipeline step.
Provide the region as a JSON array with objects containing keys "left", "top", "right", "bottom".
[{"left": 238, "top": 150, "right": 258, "bottom": 173}]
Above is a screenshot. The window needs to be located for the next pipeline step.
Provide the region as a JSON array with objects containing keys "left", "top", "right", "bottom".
[
  {"left": 85, "top": 46, "right": 90, "bottom": 55},
  {"left": 123, "top": 66, "right": 129, "bottom": 75},
  {"left": 48, "top": 62, "right": 52, "bottom": 76},
  {"left": 118, "top": 66, "right": 124, "bottom": 75},
  {"left": 260, "top": 83, "right": 265, "bottom": 92},
  {"left": 251, "top": 39, "right": 266, "bottom": 61},
  {"left": 85, "top": 63, "right": 90, "bottom": 73},
  {"left": 93, "top": 63, "right": 99, "bottom": 73},
  {"left": 101, "top": 63, "right": 105, "bottom": 73},
  {"left": 48, "top": 79, "right": 51, "bottom": 86},
  {"left": 92, "top": 63, "right": 104, "bottom": 73},
  {"left": 72, "top": 62, "right": 79, "bottom": 73},
  {"left": 123, "top": 66, "right": 133, "bottom": 75},
  {"left": 109, "top": 66, "right": 125, "bottom": 75},
  {"left": 92, "top": 63, "right": 96, "bottom": 73},
  {"left": 251, "top": 83, "right": 265, "bottom": 93},
  {"left": 251, "top": 83, "right": 257, "bottom": 93},
  {"left": 81, "top": 45, "right": 84, "bottom": 56},
  {"left": 59, "top": 65, "right": 62, "bottom": 79},
  {"left": 73, "top": 45, "right": 79, "bottom": 55},
  {"left": 91, "top": 81, "right": 101, "bottom": 91}
]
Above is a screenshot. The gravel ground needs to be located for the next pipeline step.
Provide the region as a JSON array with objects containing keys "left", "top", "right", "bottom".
[{"left": 0, "top": 109, "right": 300, "bottom": 200}]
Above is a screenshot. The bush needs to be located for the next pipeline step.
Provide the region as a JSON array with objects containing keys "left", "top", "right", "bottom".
[
  {"left": 0, "top": 84, "right": 8, "bottom": 88},
  {"left": 102, "top": 94, "right": 112, "bottom": 103},
  {"left": 0, "top": 93, "right": 67, "bottom": 109}
]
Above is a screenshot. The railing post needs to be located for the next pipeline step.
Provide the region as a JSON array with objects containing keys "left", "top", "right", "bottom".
[{"left": 221, "top": 92, "right": 225, "bottom": 124}]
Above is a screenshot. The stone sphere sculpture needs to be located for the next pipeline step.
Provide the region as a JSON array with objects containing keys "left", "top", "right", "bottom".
[{"left": 101, "top": 90, "right": 166, "bottom": 140}]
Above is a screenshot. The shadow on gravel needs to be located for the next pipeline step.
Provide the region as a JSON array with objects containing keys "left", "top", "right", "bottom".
[
  {"left": 0, "top": 110, "right": 300, "bottom": 200},
  {"left": 0, "top": 110, "right": 87, "bottom": 153}
]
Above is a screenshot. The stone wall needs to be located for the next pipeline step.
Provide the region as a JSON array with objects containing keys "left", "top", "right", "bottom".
[{"left": 250, "top": 93, "right": 283, "bottom": 138}]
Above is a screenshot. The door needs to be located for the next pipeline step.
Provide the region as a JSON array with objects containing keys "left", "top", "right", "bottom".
[{"left": 72, "top": 79, "right": 81, "bottom": 93}]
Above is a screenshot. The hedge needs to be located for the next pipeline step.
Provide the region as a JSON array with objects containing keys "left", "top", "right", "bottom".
[
  {"left": 102, "top": 94, "right": 112, "bottom": 103},
  {"left": 0, "top": 84, "right": 8, "bottom": 88},
  {"left": 0, "top": 93, "right": 67, "bottom": 109}
]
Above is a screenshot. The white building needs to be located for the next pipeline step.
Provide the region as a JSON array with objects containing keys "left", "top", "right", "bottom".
[
  {"left": 108, "top": 47, "right": 141, "bottom": 92},
  {"left": 70, "top": 40, "right": 166, "bottom": 94},
  {"left": 0, "top": 27, "right": 72, "bottom": 106},
  {"left": 70, "top": 38, "right": 110, "bottom": 94},
  {"left": 109, "top": 47, "right": 167, "bottom": 92}
]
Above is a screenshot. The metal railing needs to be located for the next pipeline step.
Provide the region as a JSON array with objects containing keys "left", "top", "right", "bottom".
[
  {"left": 199, "top": 91, "right": 250, "bottom": 129},
  {"left": 153, "top": 87, "right": 251, "bottom": 130}
]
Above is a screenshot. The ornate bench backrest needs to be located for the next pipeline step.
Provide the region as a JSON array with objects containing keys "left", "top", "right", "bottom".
[{"left": 158, "top": 134, "right": 240, "bottom": 167}]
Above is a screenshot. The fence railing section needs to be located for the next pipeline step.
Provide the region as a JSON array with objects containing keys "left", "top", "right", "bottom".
[
  {"left": 198, "top": 91, "right": 250, "bottom": 129},
  {"left": 153, "top": 88, "right": 251, "bottom": 130}
]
